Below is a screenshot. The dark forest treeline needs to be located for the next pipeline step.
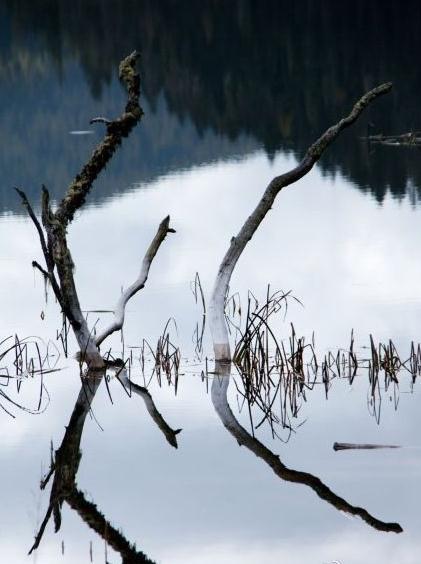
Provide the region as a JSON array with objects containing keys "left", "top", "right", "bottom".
[{"left": 2, "top": 0, "right": 421, "bottom": 211}]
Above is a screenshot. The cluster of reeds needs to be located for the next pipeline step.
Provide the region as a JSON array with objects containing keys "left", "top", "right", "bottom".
[
  {"left": 137, "top": 319, "right": 180, "bottom": 392},
  {"left": 0, "top": 335, "right": 59, "bottom": 417},
  {"left": 0, "top": 334, "right": 60, "bottom": 379},
  {"left": 228, "top": 289, "right": 312, "bottom": 438},
  {"left": 191, "top": 272, "right": 206, "bottom": 358},
  {"left": 227, "top": 287, "right": 420, "bottom": 437},
  {"left": 56, "top": 313, "right": 70, "bottom": 357}
]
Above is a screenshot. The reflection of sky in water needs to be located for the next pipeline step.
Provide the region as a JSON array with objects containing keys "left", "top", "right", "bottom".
[
  {"left": 1, "top": 153, "right": 421, "bottom": 563},
  {"left": 0, "top": 62, "right": 258, "bottom": 215}
]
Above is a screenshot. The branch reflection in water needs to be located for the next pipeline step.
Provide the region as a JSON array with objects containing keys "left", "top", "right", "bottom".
[
  {"left": 30, "top": 365, "right": 180, "bottom": 562},
  {"left": 211, "top": 360, "right": 403, "bottom": 534},
  {"left": 5, "top": 326, "right": 415, "bottom": 558}
]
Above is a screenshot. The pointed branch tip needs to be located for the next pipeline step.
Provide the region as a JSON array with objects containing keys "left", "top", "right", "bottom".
[{"left": 14, "top": 187, "right": 27, "bottom": 202}]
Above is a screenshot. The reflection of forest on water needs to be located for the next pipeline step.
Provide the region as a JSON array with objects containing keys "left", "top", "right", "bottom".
[{"left": 2, "top": 0, "right": 421, "bottom": 212}]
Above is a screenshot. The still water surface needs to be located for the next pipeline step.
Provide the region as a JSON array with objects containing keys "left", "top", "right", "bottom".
[{"left": 1, "top": 2, "right": 421, "bottom": 563}]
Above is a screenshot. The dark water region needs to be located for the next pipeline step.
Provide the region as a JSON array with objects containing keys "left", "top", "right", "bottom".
[{"left": 2, "top": 0, "right": 421, "bottom": 213}]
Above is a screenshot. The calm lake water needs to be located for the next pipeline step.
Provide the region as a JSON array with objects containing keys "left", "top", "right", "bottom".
[{"left": 1, "top": 2, "right": 421, "bottom": 563}]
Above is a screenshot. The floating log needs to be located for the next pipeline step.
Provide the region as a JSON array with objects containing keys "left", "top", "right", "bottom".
[
  {"left": 362, "top": 131, "right": 421, "bottom": 146},
  {"left": 333, "top": 442, "right": 400, "bottom": 451}
]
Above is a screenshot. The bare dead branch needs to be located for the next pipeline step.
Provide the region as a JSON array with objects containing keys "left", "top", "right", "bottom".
[
  {"left": 15, "top": 188, "right": 65, "bottom": 309},
  {"left": 210, "top": 82, "right": 393, "bottom": 361},
  {"left": 14, "top": 54, "right": 163, "bottom": 369},
  {"left": 32, "top": 260, "right": 50, "bottom": 279},
  {"left": 96, "top": 216, "right": 175, "bottom": 347},
  {"left": 15, "top": 188, "right": 49, "bottom": 262},
  {"left": 40, "top": 462, "right": 56, "bottom": 490},
  {"left": 17, "top": 53, "right": 144, "bottom": 367},
  {"left": 28, "top": 503, "right": 54, "bottom": 554}
]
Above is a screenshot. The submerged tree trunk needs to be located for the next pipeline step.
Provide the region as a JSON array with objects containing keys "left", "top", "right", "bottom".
[{"left": 209, "top": 83, "right": 392, "bottom": 361}]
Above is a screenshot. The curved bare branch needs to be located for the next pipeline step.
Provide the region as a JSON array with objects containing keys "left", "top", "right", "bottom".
[
  {"left": 209, "top": 83, "right": 392, "bottom": 361},
  {"left": 96, "top": 216, "right": 175, "bottom": 347}
]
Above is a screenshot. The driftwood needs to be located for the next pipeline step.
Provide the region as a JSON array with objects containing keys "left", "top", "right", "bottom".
[
  {"left": 211, "top": 361, "right": 402, "bottom": 533},
  {"left": 363, "top": 131, "right": 421, "bottom": 146},
  {"left": 209, "top": 83, "right": 392, "bottom": 362},
  {"left": 16, "top": 52, "right": 173, "bottom": 368},
  {"left": 333, "top": 442, "right": 401, "bottom": 451}
]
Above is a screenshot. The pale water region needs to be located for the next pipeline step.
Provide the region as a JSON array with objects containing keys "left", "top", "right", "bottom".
[{"left": 0, "top": 150, "right": 420, "bottom": 563}]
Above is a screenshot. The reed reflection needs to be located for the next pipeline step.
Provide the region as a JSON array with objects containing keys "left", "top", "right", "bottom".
[{"left": 227, "top": 289, "right": 421, "bottom": 430}]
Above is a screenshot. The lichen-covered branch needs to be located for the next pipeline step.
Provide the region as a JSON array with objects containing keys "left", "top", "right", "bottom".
[
  {"left": 209, "top": 83, "right": 392, "bottom": 361},
  {"left": 96, "top": 216, "right": 175, "bottom": 347},
  {"left": 16, "top": 52, "right": 148, "bottom": 368},
  {"left": 56, "top": 50, "right": 143, "bottom": 226},
  {"left": 35, "top": 187, "right": 103, "bottom": 365}
]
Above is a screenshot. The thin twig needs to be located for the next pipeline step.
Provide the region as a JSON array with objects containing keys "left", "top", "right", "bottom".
[{"left": 96, "top": 216, "right": 175, "bottom": 347}]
